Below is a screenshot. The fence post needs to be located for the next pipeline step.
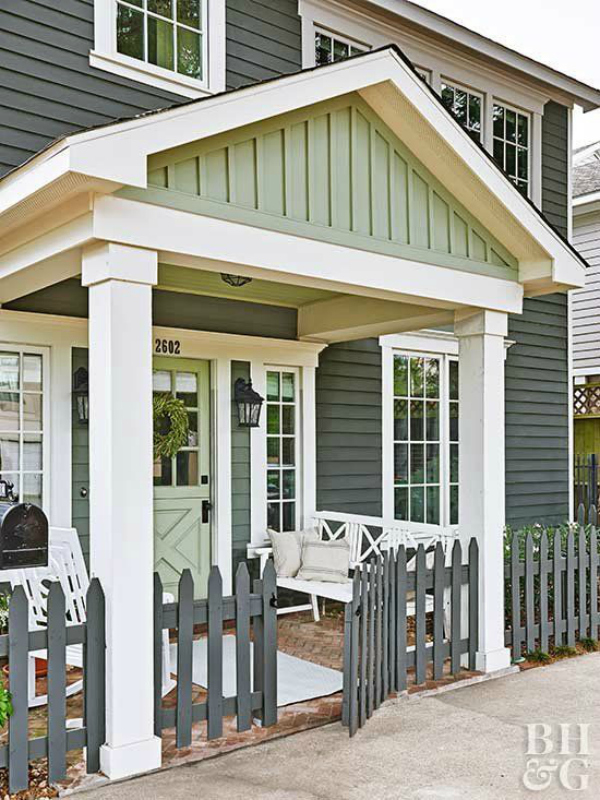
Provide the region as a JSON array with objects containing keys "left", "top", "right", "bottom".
[
  {"left": 415, "top": 545, "right": 426, "bottom": 685},
  {"left": 433, "top": 541, "right": 445, "bottom": 680},
  {"left": 346, "top": 573, "right": 360, "bottom": 737},
  {"left": 85, "top": 578, "right": 106, "bottom": 775},
  {"left": 566, "top": 531, "right": 576, "bottom": 648},
  {"left": 48, "top": 582, "right": 67, "bottom": 785},
  {"left": 176, "top": 569, "right": 194, "bottom": 749},
  {"left": 153, "top": 572, "right": 164, "bottom": 738},
  {"left": 539, "top": 533, "right": 549, "bottom": 654},
  {"left": 510, "top": 532, "right": 522, "bottom": 660},
  {"left": 578, "top": 525, "right": 588, "bottom": 641},
  {"left": 395, "top": 546, "right": 407, "bottom": 693},
  {"left": 553, "top": 532, "right": 564, "bottom": 647},
  {"left": 8, "top": 586, "right": 29, "bottom": 794},
  {"left": 591, "top": 525, "right": 599, "bottom": 641},
  {"left": 359, "top": 565, "right": 369, "bottom": 726},
  {"left": 374, "top": 557, "right": 383, "bottom": 707}
]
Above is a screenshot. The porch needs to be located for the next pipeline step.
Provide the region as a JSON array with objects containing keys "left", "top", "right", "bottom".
[{"left": 0, "top": 47, "right": 585, "bottom": 783}]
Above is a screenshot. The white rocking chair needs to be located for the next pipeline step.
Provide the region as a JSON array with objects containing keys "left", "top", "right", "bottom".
[{"left": 2, "top": 527, "right": 176, "bottom": 707}]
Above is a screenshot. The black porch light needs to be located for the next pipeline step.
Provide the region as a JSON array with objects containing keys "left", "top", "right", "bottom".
[
  {"left": 221, "top": 273, "right": 252, "bottom": 288},
  {"left": 73, "top": 366, "right": 89, "bottom": 424},
  {"left": 234, "top": 378, "right": 264, "bottom": 428}
]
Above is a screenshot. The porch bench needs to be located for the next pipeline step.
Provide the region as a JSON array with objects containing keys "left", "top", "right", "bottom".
[{"left": 251, "top": 512, "right": 454, "bottom": 621}]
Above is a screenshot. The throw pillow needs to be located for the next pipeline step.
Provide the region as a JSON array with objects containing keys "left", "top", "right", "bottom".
[{"left": 297, "top": 537, "right": 351, "bottom": 583}]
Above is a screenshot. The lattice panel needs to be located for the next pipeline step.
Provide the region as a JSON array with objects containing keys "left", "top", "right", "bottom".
[{"left": 574, "top": 384, "right": 600, "bottom": 416}]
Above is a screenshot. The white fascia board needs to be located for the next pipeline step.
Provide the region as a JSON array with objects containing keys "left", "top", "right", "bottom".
[
  {"left": 92, "top": 194, "right": 524, "bottom": 314},
  {"left": 0, "top": 149, "right": 71, "bottom": 217},
  {"left": 358, "top": 0, "right": 600, "bottom": 110}
]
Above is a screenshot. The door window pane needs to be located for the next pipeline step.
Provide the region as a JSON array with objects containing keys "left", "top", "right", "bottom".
[
  {"left": 176, "top": 372, "right": 197, "bottom": 406},
  {"left": 176, "top": 450, "right": 198, "bottom": 486}
]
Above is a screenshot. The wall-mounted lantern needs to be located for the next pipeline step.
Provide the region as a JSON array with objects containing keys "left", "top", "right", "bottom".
[
  {"left": 234, "top": 378, "right": 264, "bottom": 428},
  {"left": 73, "top": 366, "right": 89, "bottom": 424}
]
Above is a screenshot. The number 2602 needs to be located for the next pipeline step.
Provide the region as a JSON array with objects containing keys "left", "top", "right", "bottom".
[{"left": 155, "top": 339, "right": 181, "bottom": 355}]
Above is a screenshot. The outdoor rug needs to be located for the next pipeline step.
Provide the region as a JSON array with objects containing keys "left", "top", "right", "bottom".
[{"left": 169, "top": 635, "right": 343, "bottom": 707}]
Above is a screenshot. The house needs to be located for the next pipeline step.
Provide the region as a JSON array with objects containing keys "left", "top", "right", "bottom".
[
  {"left": 572, "top": 142, "right": 600, "bottom": 468},
  {"left": 0, "top": 0, "right": 598, "bottom": 782}
]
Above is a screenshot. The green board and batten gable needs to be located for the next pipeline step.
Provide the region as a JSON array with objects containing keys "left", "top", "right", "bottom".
[{"left": 119, "top": 94, "right": 518, "bottom": 280}]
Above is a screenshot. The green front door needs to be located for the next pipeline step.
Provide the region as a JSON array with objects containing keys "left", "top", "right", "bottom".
[{"left": 153, "top": 358, "right": 211, "bottom": 598}]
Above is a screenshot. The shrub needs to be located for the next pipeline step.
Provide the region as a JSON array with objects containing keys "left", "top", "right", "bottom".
[
  {"left": 525, "top": 649, "right": 551, "bottom": 664},
  {"left": 553, "top": 644, "right": 577, "bottom": 658},
  {"left": 0, "top": 593, "right": 8, "bottom": 635},
  {"left": 0, "top": 680, "right": 12, "bottom": 728},
  {"left": 579, "top": 637, "right": 598, "bottom": 652}
]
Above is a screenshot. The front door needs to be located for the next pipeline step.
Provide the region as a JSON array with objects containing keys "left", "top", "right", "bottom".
[{"left": 153, "top": 358, "right": 211, "bottom": 598}]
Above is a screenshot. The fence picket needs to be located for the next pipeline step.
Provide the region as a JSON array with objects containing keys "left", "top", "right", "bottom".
[
  {"left": 578, "top": 526, "right": 588, "bottom": 641},
  {"left": 395, "top": 547, "right": 407, "bottom": 692},
  {"left": 525, "top": 533, "right": 535, "bottom": 653},
  {"left": 415, "top": 545, "right": 427, "bottom": 685},
  {"left": 468, "top": 539, "right": 479, "bottom": 671},
  {"left": 433, "top": 542, "right": 445, "bottom": 680},
  {"left": 207, "top": 566, "right": 224, "bottom": 740},
  {"left": 348, "top": 574, "right": 361, "bottom": 737},
  {"left": 553, "top": 533, "right": 564, "bottom": 647},
  {"left": 261, "top": 560, "right": 278, "bottom": 728},
  {"left": 359, "top": 567, "right": 369, "bottom": 725},
  {"left": 590, "top": 505, "right": 598, "bottom": 527},
  {"left": 8, "top": 586, "right": 29, "bottom": 794},
  {"left": 382, "top": 555, "right": 390, "bottom": 699},
  {"left": 374, "top": 558, "right": 383, "bottom": 708},
  {"left": 566, "top": 531, "right": 576, "bottom": 648},
  {"left": 235, "top": 563, "right": 252, "bottom": 733},
  {"left": 47, "top": 582, "right": 67, "bottom": 784},
  {"left": 367, "top": 562, "right": 375, "bottom": 718},
  {"left": 591, "top": 527, "right": 599, "bottom": 640},
  {"left": 388, "top": 552, "right": 397, "bottom": 694},
  {"left": 511, "top": 532, "right": 522, "bottom": 659},
  {"left": 451, "top": 540, "right": 462, "bottom": 675},
  {"left": 577, "top": 503, "right": 586, "bottom": 527},
  {"left": 176, "top": 569, "right": 194, "bottom": 748},
  {"left": 84, "top": 578, "right": 105, "bottom": 775},
  {"left": 153, "top": 572, "right": 164, "bottom": 738},
  {"left": 539, "top": 533, "right": 549, "bottom": 654}
]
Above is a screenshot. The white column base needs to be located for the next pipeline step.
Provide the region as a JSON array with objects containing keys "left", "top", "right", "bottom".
[
  {"left": 100, "top": 736, "right": 162, "bottom": 781},
  {"left": 476, "top": 646, "right": 512, "bottom": 674}
]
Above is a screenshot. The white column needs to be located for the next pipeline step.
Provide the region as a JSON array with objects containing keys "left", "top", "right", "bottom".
[
  {"left": 82, "top": 242, "right": 161, "bottom": 780},
  {"left": 455, "top": 309, "right": 511, "bottom": 674}
]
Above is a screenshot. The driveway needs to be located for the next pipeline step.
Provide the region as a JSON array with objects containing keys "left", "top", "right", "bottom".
[{"left": 79, "top": 654, "right": 600, "bottom": 800}]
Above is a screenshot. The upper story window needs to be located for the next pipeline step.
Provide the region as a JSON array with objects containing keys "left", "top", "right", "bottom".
[
  {"left": 116, "top": 0, "right": 204, "bottom": 80},
  {"left": 441, "top": 81, "right": 482, "bottom": 142},
  {"left": 492, "top": 103, "right": 530, "bottom": 196},
  {"left": 415, "top": 67, "right": 432, "bottom": 85},
  {"left": 91, "top": 0, "right": 225, "bottom": 98},
  {"left": 314, "top": 28, "right": 368, "bottom": 65}
]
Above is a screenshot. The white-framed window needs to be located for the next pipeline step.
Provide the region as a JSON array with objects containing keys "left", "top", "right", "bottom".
[
  {"left": 266, "top": 367, "right": 299, "bottom": 532},
  {"left": 492, "top": 101, "right": 530, "bottom": 196},
  {"left": 314, "top": 27, "right": 369, "bottom": 66},
  {"left": 390, "top": 350, "right": 458, "bottom": 528},
  {"left": 0, "top": 347, "right": 49, "bottom": 508},
  {"left": 91, "top": 0, "right": 225, "bottom": 98},
  {"left": 441, "top": 81, "right": 483, "bottom": 142}
]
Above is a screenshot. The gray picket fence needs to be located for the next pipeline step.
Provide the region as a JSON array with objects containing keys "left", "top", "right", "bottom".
[
  {"left": 342, "top": 540, "right": 479, "bottom": 736},
  {"left": 0, "top": 579, "right": 106, "bottom": 794},
  {"left": 505, "top": 510, "right": 600, "bottom": 657},
  {"left": 153, "top": 561, "right": 278, "bottom": 745}
]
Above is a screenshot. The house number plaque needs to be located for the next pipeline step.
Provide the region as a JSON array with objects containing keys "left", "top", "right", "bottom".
[{"left": 154, "top": 338, "right": 181, "bottom": 355}]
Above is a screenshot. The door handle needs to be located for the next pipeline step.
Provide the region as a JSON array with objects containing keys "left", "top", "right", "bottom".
[{"left": 202, "top": 500, "right": 212, "bottom": 524}]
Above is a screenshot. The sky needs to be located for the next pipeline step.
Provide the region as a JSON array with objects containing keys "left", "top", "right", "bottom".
[{"left": 410, "top": 0, "right": 600, "bottom": 147}]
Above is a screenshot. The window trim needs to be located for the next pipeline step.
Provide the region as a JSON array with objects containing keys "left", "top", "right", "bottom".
[
  {"left": 0, "top": 344, "right": 50, "bottom": 512},
  {"left": 91, "top": 0, "right": 225, "bottom": 99},
  {"left": 381, "top": 334, "right": 459, "bottom": 535}
]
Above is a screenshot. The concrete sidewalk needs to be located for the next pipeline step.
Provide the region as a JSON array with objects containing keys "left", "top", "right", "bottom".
[{"left": 78, "top": 654, "right": 600, "bottom": 800}]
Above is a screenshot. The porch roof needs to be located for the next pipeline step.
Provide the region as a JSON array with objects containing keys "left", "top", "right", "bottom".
[{"left": 0, "top": 46, "right": 587, "bottom": 319}]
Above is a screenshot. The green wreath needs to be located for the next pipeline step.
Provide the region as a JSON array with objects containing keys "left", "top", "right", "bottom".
[{"left": 153, "top": 394, "right": 189, "bottom": 460}]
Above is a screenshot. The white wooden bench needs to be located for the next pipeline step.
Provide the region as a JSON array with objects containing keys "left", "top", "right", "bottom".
[{"left": 252, "top": 512, "right": 456, "bottom": 622}]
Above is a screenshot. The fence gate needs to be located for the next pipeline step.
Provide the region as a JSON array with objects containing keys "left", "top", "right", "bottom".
[
  {"left": 342, "top": 540, "right": 479, "bottom": 736},
  {"left": 153, "top": 561, "right": 278, "bottom": 745}
]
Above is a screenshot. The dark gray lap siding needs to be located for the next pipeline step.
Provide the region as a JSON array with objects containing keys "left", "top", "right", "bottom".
[
  {"left": 315, "top": 340, "right": 382, "bottom": 516},
  {"left": 505, "top": 101, "right": 570, "bottom": 527}
]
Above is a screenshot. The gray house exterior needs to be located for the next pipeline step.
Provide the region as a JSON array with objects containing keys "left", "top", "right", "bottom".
[{"left": 0, "top": 0, "right": 597, "bottom": 578}]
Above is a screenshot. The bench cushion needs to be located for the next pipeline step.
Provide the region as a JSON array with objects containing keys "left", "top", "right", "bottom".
[{"left": 277, "top": 576, "right": 354, "bottom": 603}]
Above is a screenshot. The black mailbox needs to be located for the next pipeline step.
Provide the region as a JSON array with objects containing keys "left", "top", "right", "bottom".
[{"left": 0, "top": 480, "right": 48, "bottom": 570}]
